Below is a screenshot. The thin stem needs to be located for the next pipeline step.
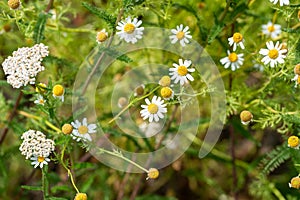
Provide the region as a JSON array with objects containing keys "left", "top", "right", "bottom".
[
  {"left": 80, "top": 8, "right": 124, "bottom": 96},
  {"left": 98, "top": 148, "right": 148, "bottom": 173},
  {"left": 0, "top": 91, "right": 23, "bottom": 145},
  {"left": 218, "top": 0, "right": 231, "bottom": 22},
  {"left": 230, "top": 124, "right": 238, "bottom": 200},
  {"left": 45, "top": 0, "right": 54, "bottom": 12},
  {"left": 108, "top": 86, "right": 160, "bottom": 124},
  {"left": 60, "top": 137, "right": 80, "bottom": 193},
  {"left": 42, "top": 166, "right": 49, "bottom": 199}
]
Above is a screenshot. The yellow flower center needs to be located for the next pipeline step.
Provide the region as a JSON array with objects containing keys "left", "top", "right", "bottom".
[
  {"left": 268, "top": 49, "right": 279, "bottom": 59},
  {"left": 232, "top": 32, "right": 243, "bottom": 43},
  {"left": 8, "top": 0, "right": 20, "bottom": 10},
  {"left": 160, "top": 87, "right": 173, "bottom": 99},
  {"left": 291, "top": 177, "right": 300, "bottom": 189},
  {"left": 62, "top": 124, "right": 73, "bottom": 135},
  {"left": 228, "top": 53, "right": 238, "bottom": 62},
  {"left": 78, "top": 125, "right": 88, "bottom": 134},
  {"left": 147, "top": 168, "right": 159, "bottom": 179},
  {"left": 135, "top": 85, "right": 145, "bottom": 96},
  {"left": 176, "top": 31, "right": 185, "bottom": 40},
  {"left": 268, "top": 25, "right": 275, "bottom": 32},
  {"left": 39, "top": 99, "right": 45, "bottom": 104},
  {"left": 74, "top": 193, "right": 88, "bottom": 200},
  {"left": 52, "top": 84, "right": 64, "bottom": 96},
  {"left": 148, "top": 103, "right": 158, "bottom": 114},
  {"left": 288, "top": 136, "right": 300, "bottom": 148},
  {"left": 97, "top": 31, "right": 108, "bottom": 42},
  {"left": 297, "top": 77, "right": 300, "bottom": 84},
  {"left": 124, "top": 23, "right": 135, "bottom": 34},
  {"left": 159, "top": 76, "right": 171, "bottom": 87},
  {"left": 38, "top": 156, "right": 45, "bottom": 163},
  {"left": 177, "top": 66, "right": 188, "bottom": 76},
  {"left": 298, "top": 10, "right": 300, "bottom": 20}
]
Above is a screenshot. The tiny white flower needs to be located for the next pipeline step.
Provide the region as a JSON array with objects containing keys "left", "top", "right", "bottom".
[
  {"left": 140, "top": 96, "right": 167, "bottom": 123},
  {"left": 71, "top": 118, "right": 97, "bottom": 142},
  {"left": 259, "top": 41, "right": 287, "bottom": 68},
  {"left": 262, "top": 21, "right": 281, "bottom": 39},
  {"left": 228, "top": 32, "right": 245, "bottom": 51},
  {"left": 30, "top": 156, "right": 50, "bottom": 168},
  {"left": 269, "top": 0, "right": 289, "bottom": 6},
  {"left": 169, "top": 24, "right": 192, "bottom": 47},
  {"left": 169, "top": 59, "right": 195, "bottom": 85},
  {"left": 34, "top": 95, "right": 46, "bottom": 106},
  {"left": 96, "top": 29, "right": 108, "bottom": 44},
  {"left": 116, "top": 17, "right": 144, "bottom": 44},
  {"left": 220, "top": 50, "right": 244, "bottom": 71}
]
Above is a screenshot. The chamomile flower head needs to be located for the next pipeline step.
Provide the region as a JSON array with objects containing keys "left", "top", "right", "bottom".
[
  {"left": 116, "top": 17, "right": 144, "bottom": 44},
  {"left": 269, "top": 0, "right": 289, "bottom": 6},
  {"left": 288, "top": 136, "right": 300, "bottom": 149},
  {"left": 19, "top": 130, "right": 55, "bottom": 159},
  {"left": 147, "top": 168, "right": 159, "bottom": 180},
  {"left": 118, "top": 97, "right": 128, "bottom": 108},
  {"left": 1, "top": 43, "right": 49, "bottom": 88},
  {"left": 62, "top": 124, "right": 73, "bottom": 135},
  {"left": 160, "top": 87, "right": 174, "bottom": 100},
  {"left": 140, "top": 96, "right": 167, "bottom": 122},
  {"left": 52, "top": 84, "right": 65, "bottom": 102},
  {"left": 35, "top": 83, "right": 47, "bottom": 93},
  {"left": 8, "top": 0, "right": 21, "bottom": 10},
  {"left": 159, "top": 76, "right": 171, "bottom": 87},
  {"left": 228, "top": 32, "right": 245, "bottom": 51},
  {"left": 134, "top": 84, "right": 145, "bottom": 96},
  {"left": 262, "top": 21, "right": 281, "bottom": 39},
  {"left": 74, "top": 193, "right": 88, "bottom": 200},
  {"left": 30, "top": 156, "right": 50, "bottom": 168},
  {"left": 220, "top": 51, "right": 244, "bottom": 71},
  {"left": 294, "top": 64, "right": 300, "bottom": 75},
  {"left": 96, "top": 29, "right": 108, "bottom": 44},
  {"left": 34, "top": 95, "right": 46, "bottom": 106},
  {"left": 259, "top": 41, "right": 287, "bottom": 68},
  {"left": 289, "top": 176, "right": 300, "bottom": 189},
  {"left": 71, "top": 118, "right": 97, "bottom": 142},
  {"left": 169, "top": 24, "right": 192, "bottom": 47},
  {"left": 240, "top": 110, "right": 253, "bottom": 125},
  {"left": 169, "top": 59, "right": 195, "bottom": 85}
]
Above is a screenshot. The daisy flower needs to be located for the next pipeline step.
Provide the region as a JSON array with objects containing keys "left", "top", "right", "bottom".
[
  {"left": 96, "top": 29, "right": 108, "bottom": 44},
  {"left": 228, "top": 32, "right": 245, "bottom": 51},
  {"left": 269, "top": 0, "right": 289, "bottom": 6},
  {"left": 140, "top": 96, "right": 167, "bottom": 122},
  {"left": 52, "top": 84, "right": 65, "bottom": 102},
  {"left": 169, "top": 59, "right": 195, "bottom": 85},
  {"left": 262, "top": 21, "right": 281, "bottom": 39},
  {"left": 220, "top": 50, "right": 244, "bottom": 71},
  {"left": 34, "top": 95, "right": 46, "bottom": 106},
  {"left": 30, "top": 155, "right": 50, "bottom": 168},
  {"left": 116, "top": 17, "right": 144, "bottom": 44},
  {"left": 259, "top": 41, "right": 287, "bottom": 68},
  {"left": 169, "top": 24, "right": 192, "bottom": 47},
  {"left": 71, "top": 118, "right": 97, "bottom": 142}
]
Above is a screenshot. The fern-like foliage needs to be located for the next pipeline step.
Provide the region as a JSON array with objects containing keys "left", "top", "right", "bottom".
[
  {"left": 123, "top": 0, "right": 145, "bottom": 11},
  {"left": 259, "top": 145, "right": 290, "bottom": 175},
  {"left": 82, "top": 2, "right": 117, "bottom": 31},
  {"left": 33, "top": 13, "right": 50, "bottom": 43}
]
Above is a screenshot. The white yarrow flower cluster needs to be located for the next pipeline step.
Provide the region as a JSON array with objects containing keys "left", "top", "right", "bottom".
[
  {"left": 1, "top": 43, "right": 49, "bottom": 88},
  {"left": 19, "top": 130, "right": 55, "bottom": 159}
]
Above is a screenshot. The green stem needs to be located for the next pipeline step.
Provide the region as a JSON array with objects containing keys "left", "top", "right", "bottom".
[
  {"left": 108, "top": 86, "right": 160, "bottom": 124},
  {"left": 42, "top": 166, "right": 49, "bottom": 199},
  {"left": 98, "top": 148, "right": 149, "bottom": 173}
]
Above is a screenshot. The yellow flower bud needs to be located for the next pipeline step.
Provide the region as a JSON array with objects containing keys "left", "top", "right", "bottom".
[
  {"left": 294, "top": 64, "right": 300, "bottom": 75},
  {"left": 159, "top": 76, "right": 171, "bottom": 87},
  {"left": 288, "top": 136, "right": 300, "bottom": 149},
  {"left": 240, "top": 110, "right": 253, "bottom": 125},
  {"left": 62, "top": 124, "right": 73, "bottom": 135},
  {"left": 74, "top": 193, "right": 87, "bottom": 200},
  {"left": 147, "top": 168, "right": 159, "bottom": 180},
  {"left": 289, "top": 176, "right": 300, "bottom": 189},
  {"left": 8, "top": 0, "right": 21, "bottom": 10}
]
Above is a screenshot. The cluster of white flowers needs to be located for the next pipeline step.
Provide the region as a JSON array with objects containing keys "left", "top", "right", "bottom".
[
  {"left": 19, "top": 130, "right": 55, "bottom": 160},
  {"left": 1, "top": 43, "right": 49, "bottom": 88}
]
